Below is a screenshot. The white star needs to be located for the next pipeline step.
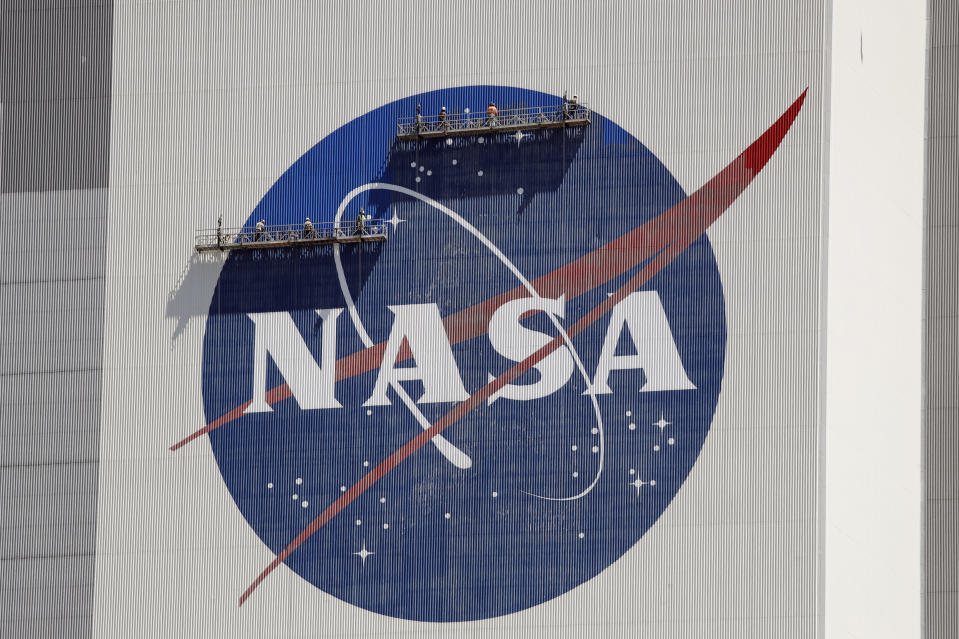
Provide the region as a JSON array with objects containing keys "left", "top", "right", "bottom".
[
  {"left": 629, "top": 476, "right": 648, "bottom": 496},
  {"left": 512, "top": 130, "right": 526, "bottom": 145},
  {"left": 653, "top": 413, "right": 671, "bottom": 433},
  {"left": 388, "top": 209, "right": 406, "bottom": 231},
  {"left": 353, "top": 540, "right": 374, "bottom": 566}
]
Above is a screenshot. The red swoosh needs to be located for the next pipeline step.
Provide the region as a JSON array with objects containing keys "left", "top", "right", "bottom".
[{"left": 235, "top": 89, "right": 808, "bottom": 605}]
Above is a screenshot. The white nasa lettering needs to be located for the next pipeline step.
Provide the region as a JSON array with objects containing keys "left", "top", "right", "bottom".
[
  {"left": 245, "top": 309, "right": 343, "bottom": 413},
  {"left": 363, "top": 303, "right": 470, "bottom": 407},
  {"left": 486, "top": 295, "right": 574, "bottom": 404},
  {"left": 585, "top": 292, "right": 696, "bottom": 395},
  {"left": 243, "top": 296, "right": 693, "bottom": 412}
]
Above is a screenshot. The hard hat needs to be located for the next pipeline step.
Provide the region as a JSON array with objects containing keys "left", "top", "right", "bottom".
[
  {"left": 305, "top": 217, "right": 311, "bottom": 222},
  {"left": 441, "top": 106, "right": 446, "bottom": 111},
  {"left": 572, "top": 94, "right": 578, "bottom": 100}
]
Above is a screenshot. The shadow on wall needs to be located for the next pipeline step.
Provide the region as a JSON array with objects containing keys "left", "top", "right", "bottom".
[
  {"left": 367, "top": 126, "right": 586, "bottom": 218},
  {"left": 166, "top": 251, "right": 227, "bottom": 341},
  {"left": 165, "top": 243, "right": 383, "bottom": 341},
  {"left": 165, "top": 107, "right": 588, "bottom": 341}
]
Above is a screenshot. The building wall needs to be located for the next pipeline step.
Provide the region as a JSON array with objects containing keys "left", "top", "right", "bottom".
[
  {"left": 925, "top": 0, "right": 959, "bottom": 636},
  {"left": 0, "top": 2, "right": 113, "bottom": 637},
  {"left": 16, "top": 1, "right": 952, "bottom": 638},
  {"left": 90, "top": 2, "right": 828, "bottom": 637},
  {"left": 825, "top": 2, "right": 927, "bottom": 635}
]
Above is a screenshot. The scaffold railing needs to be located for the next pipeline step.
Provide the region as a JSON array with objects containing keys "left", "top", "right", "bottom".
[
  {"left": 194, "top": 220, "right": 388, "bottom": 252},
  {"left": 397, "top": 102, "right": 591, "bottom": 140}
]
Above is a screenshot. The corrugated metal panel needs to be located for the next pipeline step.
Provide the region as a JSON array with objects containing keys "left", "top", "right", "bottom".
[
  {"left": 0, "top": 3, "right": 113, "bottom": 192},
  {"left": 924, "top": 0, "right": 959, "bottom": 637},
  {"left": 0, "top": 190, "right": 109, "bottom": 638},
  {"left": 0, "top": 2, "right": 113, "bottom": 637}
]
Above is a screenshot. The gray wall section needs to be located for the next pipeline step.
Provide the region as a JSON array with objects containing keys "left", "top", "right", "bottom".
[
  {"left": 0, "top": 191, "right": 108, "bottom": 638},
  {"left": 0, "top": 190, "right": 108, "bottom": 638},
  {"left": 925, "top": 0, "right": 959, "bottom": 637},
  {"left": 1, "top": 2, "right": 113, "bottom": 192},
  {"left": 0, "top": 2, "right": 112, "bottom": 638}
]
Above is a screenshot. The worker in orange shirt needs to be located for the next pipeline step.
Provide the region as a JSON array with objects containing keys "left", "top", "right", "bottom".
[{"left": 486, "top": 101, "right": 498, "bottom": 126}]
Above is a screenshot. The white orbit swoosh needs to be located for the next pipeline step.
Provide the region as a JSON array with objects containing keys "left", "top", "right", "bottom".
[{"left": 333, "top": 182, "right": 604, "bottom": 501}]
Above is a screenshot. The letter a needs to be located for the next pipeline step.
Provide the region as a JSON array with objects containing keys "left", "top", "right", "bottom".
[
  {"left": 245, "top": 309, "right": 343, "bottom": 413},
  {"left": 364, "top": 303, "right": 470, "bottom": 406},
  {"left": 586, "top": 292, "right": 696, "bottom": 395}
]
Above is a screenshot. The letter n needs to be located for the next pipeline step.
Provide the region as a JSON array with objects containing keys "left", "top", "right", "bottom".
[{"left": 245, "top": 309, "right": 343, "bottom": 413}]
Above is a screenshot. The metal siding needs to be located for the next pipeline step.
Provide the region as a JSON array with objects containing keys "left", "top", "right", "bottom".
[
  {"left": 0, "top": 554, "right": 97, "bottom": 639},
  {"left": 0, "top": 2, "right": 113, "bottom": 637},
  {"left": 0, "top": 369, "right": 103, "bottom": 467},
  {"left": 1, "top": 2, "right": 113, "bottom": 192},
  {"left": 0, "top": 191, "right": 109, "bottom": 638},
  {"left": 925, "top": 0, "right": 959, "bottom": 636}
]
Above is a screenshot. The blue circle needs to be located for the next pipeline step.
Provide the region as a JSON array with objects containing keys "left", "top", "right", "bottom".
[{"left": 202, "top": 86, "right": 726, "bottom": 621}]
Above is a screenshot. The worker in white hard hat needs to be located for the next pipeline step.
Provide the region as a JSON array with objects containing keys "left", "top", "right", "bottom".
[
  {"left": 438, "top": 106, "right": 448, "bottom": 130},
  {"left": 355, "top": 208, "right": 366, "bottom": 236},
  {"left": 569, "top": 94, "right": 579, "bottom": 117},
  {"left": 303, "top": 217, "right": 315, "bottom": 238},
  {"left": 254, "top": 219, "right": 265, "bottom": 241}
]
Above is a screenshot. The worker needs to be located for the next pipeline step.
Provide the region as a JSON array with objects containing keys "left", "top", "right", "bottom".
[
  {"left": 415, "top": 103, "right": 423, "bottom": 133},
  {"left": 355, "top": 208, "right": 366, "bottom": 236},
  {"left": 569, "top": 94, "right": 579, "bottom": 117},
  {"left": 216, "top": 214, "right": 223, "bottom": 248},
  {"left": 254, "top": 219, "right": 265, "bottom": 241},
  {"left": 486, "top": 101, "right": 498, "bottom": 126},
  {"left": 303, "top": 217, "right": 315, "bottom": 238},
  {"left": 438, "top": 106, "right": 448, "bottom": 130}
]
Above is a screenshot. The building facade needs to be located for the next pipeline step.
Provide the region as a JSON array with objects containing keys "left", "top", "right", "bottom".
[{"left": 0, "top": 1, "right": 944, "bottom": 637}]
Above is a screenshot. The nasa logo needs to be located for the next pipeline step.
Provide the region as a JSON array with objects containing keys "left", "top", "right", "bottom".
[{"left": 175, "top": 85, "right": 804, "bottom": 621}]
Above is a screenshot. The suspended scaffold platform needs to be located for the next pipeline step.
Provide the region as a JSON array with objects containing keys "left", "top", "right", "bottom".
[
  {"left": 396, "top": 102, "right": 592, "bottom": 141},
  {"left": 194, "top": 220, "right": 388, "bottom": 253}
]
